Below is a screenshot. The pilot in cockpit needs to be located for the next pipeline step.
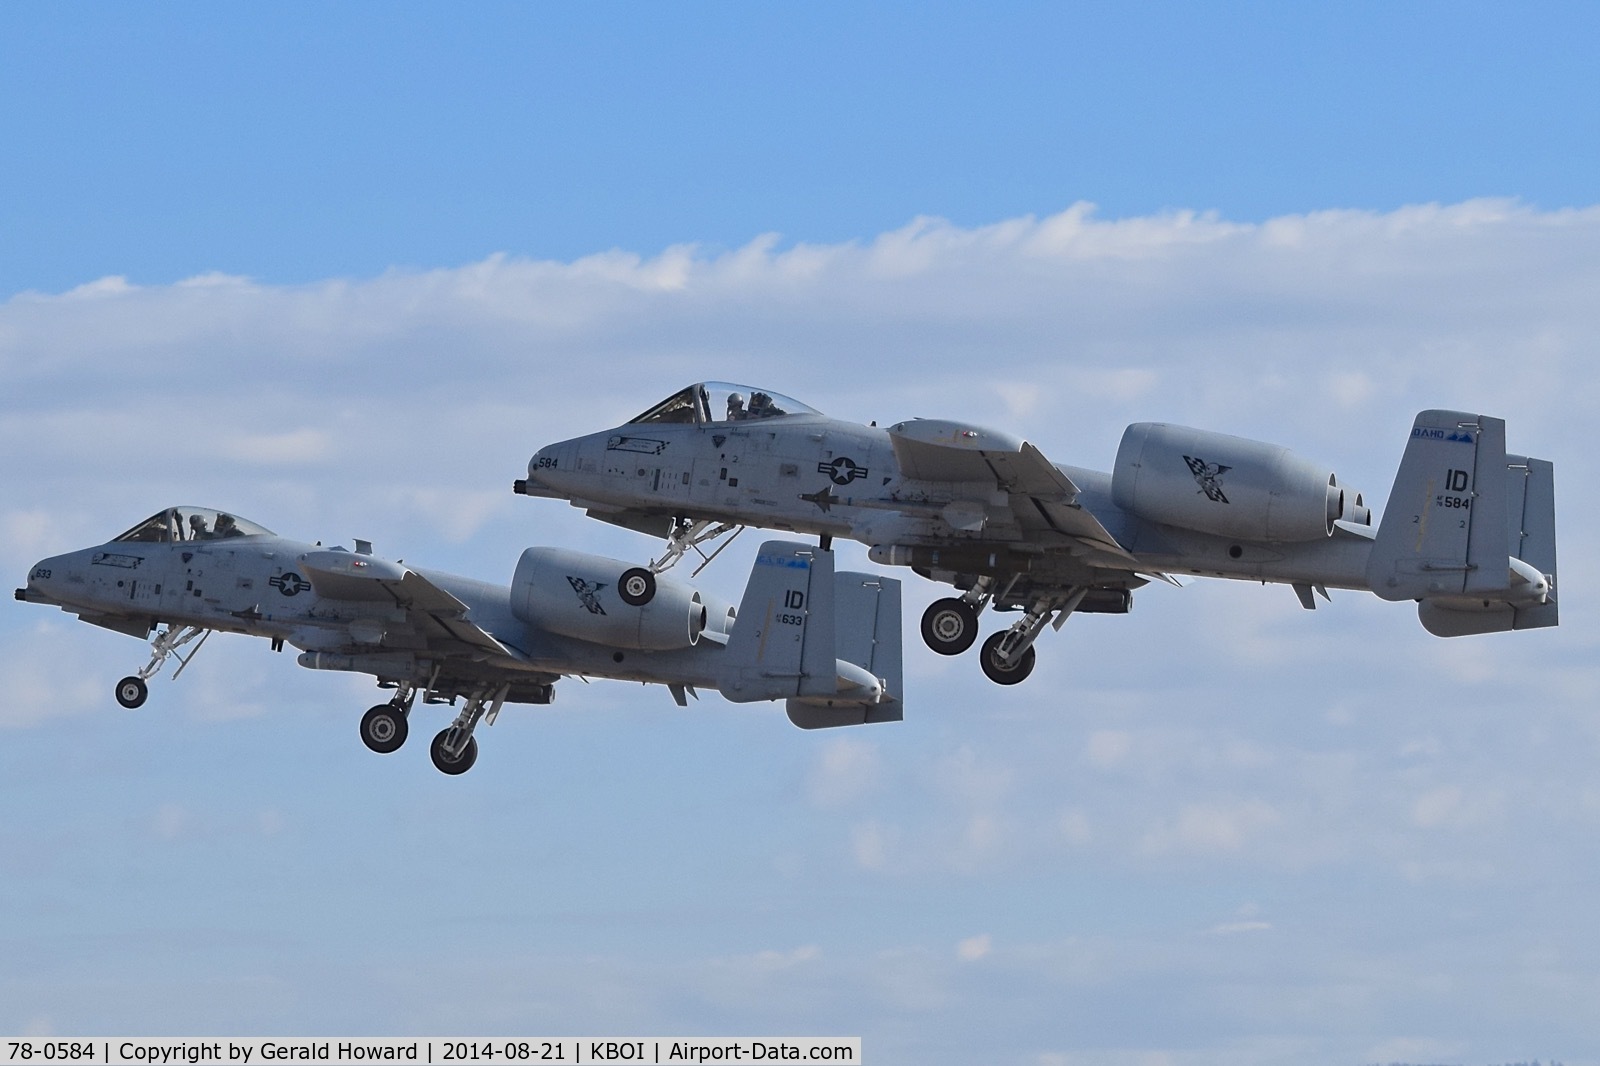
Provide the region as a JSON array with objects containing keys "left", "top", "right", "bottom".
[
  {"left": 726, "top": 392, "right": 747, "bottom": 421},
  {"left": 748, "top": 392, "right": 785, "bottom": 418},
  {"left": 188, "top": 513, "right": 211, "bottom": 540}
]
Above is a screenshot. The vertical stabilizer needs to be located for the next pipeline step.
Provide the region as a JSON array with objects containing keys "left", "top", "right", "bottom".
[
  {"left": 1368, "top": 410, "right": 1509, "bottom": 601},
  {"left": 1369, "top": 410, "right": 1557, "bottom": 636},
  {"left": 719, "top": 541, "right": 836, "bottom": 702},
  {"left": 786, "top": 571, "right": 904, "bottom": 729}
]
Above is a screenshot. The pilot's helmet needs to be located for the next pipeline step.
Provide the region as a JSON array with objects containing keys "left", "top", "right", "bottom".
[
  {"left": 188, "top": 513, "right": 208, "bottom": 531},
  {"left": 726, "top": 392, "right": 746, "bottom": 415}
]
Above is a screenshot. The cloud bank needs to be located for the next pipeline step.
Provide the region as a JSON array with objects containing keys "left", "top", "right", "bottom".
[{"left": 4, "top": 200, "right": 1598, "bottom": 1063}]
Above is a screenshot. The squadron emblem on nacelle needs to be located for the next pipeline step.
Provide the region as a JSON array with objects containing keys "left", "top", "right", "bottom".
[{"left": 1182, "top": 455, "right": 1233, "bottom": 504}]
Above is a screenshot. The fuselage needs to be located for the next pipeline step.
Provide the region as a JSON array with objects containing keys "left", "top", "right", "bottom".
[
  {"left": 524, "top": 407, "right": 1379, "bottom": 602},
  {"left": 20, "top": 513, "right": 737, "bottom": 702}
]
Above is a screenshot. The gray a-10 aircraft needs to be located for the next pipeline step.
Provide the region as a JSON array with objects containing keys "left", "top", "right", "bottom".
[
  {"left": 16, "top": 506, "right": 902, "bottom": 773},
  {"left": 515, "top": 383, "right": 1557, "bottom": 685}
]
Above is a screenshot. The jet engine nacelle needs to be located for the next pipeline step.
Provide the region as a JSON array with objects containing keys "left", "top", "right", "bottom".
[
  {"left": 511, "top": 548, "right": 706, "bottom": 650},
  {"left": 1113, "top": 423, "right": 1347, "bottom": 543}
]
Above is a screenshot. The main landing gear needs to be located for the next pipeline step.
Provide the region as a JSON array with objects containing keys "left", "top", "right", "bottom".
[
  {"left": 429, "top": 683, "right": 509, "bottom": 775},
  {"left": 114, "top": 624, "right": 211, "bottom": 709},
  {"left": 355, "top": 680, "right": 508, "bottom": 775},
  {"left": 921, "top": 598, "right": 980, "bottom": 655},
  {"left": 921, "top": 584, "right": 1090, "bottom": 687},
  {"left": 359, "top": 681, "right": 416, "bottom": 755}
]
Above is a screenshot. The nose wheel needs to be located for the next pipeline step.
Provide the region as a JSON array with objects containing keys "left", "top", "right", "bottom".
[
  {"left": 618, "top": 567, "right": 657, "bottom": 606},
  {"left": 115, "top": 676, "right": 148, "bottom": 709}
]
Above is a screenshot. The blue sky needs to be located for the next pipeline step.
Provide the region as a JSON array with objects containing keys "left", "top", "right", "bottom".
[
  {"left": 4, "top": 5, "right": 1600, "bottom": 1065},
  {"left": 5, "top": 3, "right": 1600, "bottom": 296}
]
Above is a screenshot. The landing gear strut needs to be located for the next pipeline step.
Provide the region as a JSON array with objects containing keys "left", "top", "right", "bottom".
[
  {"left": 114, "top": 624, "right": 210, "bottom": 708},
  {"left": 652, "top": 518, "right": 743, "bottom": 580},
  {"left": 979, "top": 588, "right": 1087, "bottom": 687},
  {"left": 429, "top": 683, "right": 509, "bottom": 775},
  {"left": 979, "top": 632, "right": 1036, "bottom": 686}
]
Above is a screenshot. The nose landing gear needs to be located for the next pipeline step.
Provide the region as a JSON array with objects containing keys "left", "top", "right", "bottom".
[{"left": 113, "top": 624, "right": 211, "bottom": 708}]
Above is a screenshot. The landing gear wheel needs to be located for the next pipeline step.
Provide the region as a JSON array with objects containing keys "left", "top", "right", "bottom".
[
  {"left": 618, "top": 567, "right": 657, "bottom": 606},
  {"left": 115, "top": 676, "right": 148, "bottom": 709},
  {"left": 979, "top": 631, "right": 1036, "bottom": 686},
  {"left": 430, "top": 729, "right": 479, "bottom": 775},
  {"left": 921, "top": 598, "right": 979, "bottom": 655},
  {"left": 360, "top": 704, "right": 409, "bottom": 754}
]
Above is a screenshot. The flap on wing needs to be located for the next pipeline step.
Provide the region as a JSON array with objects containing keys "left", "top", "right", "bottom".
[
  {"left": 387, "top": 571, "right": 521, "bottom": 660},
  {"left": 299, "top": 551, "right": 522, "bottom": 662},
  {"left": 994, "top": 442, "right": 1082, "bottom": 498},
  {"left": 888, "top": 425, "right": 1133, "bottom": 565},
  {"left": 422, "top": 611, "right": 520, "bottom": 659}
]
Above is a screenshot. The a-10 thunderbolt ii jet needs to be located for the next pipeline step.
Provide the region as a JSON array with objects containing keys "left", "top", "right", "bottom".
[
  {"left": 515, "top": 383, "right": 1557, "bottom": 685},
  {"left": 16, "top": 506, "right": 903, "bottom": 773}
]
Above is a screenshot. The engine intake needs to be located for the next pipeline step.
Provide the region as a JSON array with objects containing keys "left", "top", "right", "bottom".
[
  {"left": 511, "top": 548, "right": 705, "bottom": 650},
  {"left": 1113, "top": 423, "right": 1355, "bottom": 542}
]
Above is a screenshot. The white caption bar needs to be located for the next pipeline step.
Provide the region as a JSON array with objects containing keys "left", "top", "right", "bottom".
[{"left": 1, "top": 1039, "right": 860, "bottom": 1066}]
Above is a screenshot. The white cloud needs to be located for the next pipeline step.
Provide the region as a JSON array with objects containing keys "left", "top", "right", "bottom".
[
  {"left": 807, "top": 738, "right": 881, "bottom": 809},
  {"left": 1142, "top": 800, "right": 1283, "bottom": 856},
  {"left": 956, "top": 933, "right": 991, "bottom": 961},
  {"left": 0, "top": 620, "right": 112, "bottom": 729},
  {"left": 1411, "top": 784, "right": 1464, "bottom": 828},
  {"left": 850, "top": 820, "right": 892, "bottom": 871},
  {"left": 218, "top": 428, "right": 332, "bottom": 465},
  {"left": 5, "top": 199, "right": 1600, "bottom": 1059},
  {"left": 1086, "top": 729, "right": 1133, "bottom": 768}
]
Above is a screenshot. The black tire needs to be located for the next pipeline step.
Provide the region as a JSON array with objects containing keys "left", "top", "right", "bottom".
[
  {"left": 360, "top": 704, "right": 409, "bottom": 754},
  {"left": 921, "top": 598, "right": 979, "bottom": 655},
  {"left": 430, "top": 729, "right": 479, "bottom": 775},
  {"left": 115, "top": 676, "right": 148, "bottom": 709},
  {"left": 618, "top": 567, "right": 657, "bottom": 606},
  {"left": 979, "top": 631, "right": 1036, "bottom": 686}
]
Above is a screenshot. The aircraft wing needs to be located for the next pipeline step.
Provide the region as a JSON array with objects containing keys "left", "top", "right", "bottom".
[
  {"left": 888, "top": 420, "right": 1139, "bottom": 569},
  {"left": 297, "top": 551, "right": 529, "bottom": 665}
]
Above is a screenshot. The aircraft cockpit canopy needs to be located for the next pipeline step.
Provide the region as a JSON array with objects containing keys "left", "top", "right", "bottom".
[
  {"left": 627, "top": 382, "right": 819, "bottom": 426},
  {"left": 113, "top": 507, "right": 275, "bottom": 544}
]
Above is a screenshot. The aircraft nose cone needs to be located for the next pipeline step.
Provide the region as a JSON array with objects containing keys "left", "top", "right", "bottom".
[
  {"left": 20, "top": 552, "right": 69, "bottom": 602},
  {"left": 526, "top": 441, "right": 577, "bottom": 490}
]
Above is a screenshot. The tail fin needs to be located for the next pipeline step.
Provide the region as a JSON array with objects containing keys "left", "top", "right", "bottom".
[
  {"left": 786, "top": 569, "right": 903, "bottom": 729},
  {"left": 719, "top": 541, "right": 903, "bottom": 724},
  {"left": 1368, "top": 410, "right": 1557, "bottom": 635}
]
